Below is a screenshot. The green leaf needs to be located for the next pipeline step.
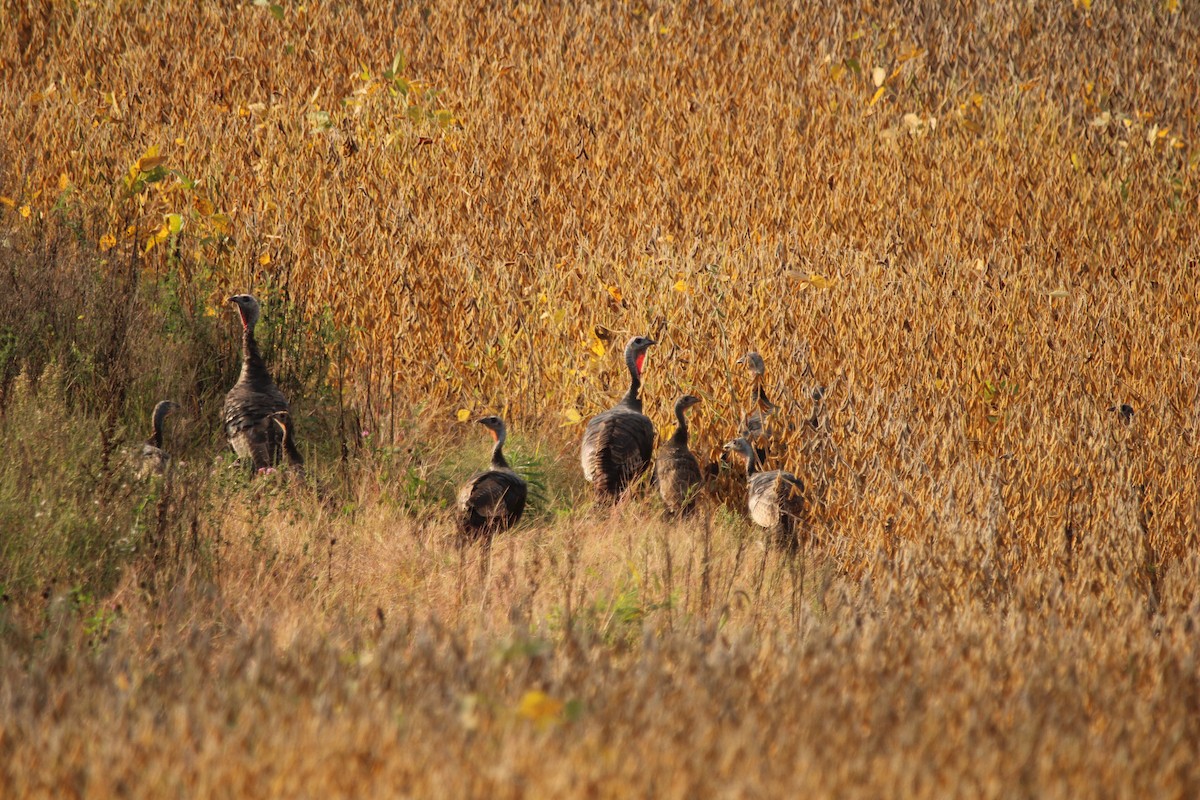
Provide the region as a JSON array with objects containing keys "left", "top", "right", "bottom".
[{"left": 269, "top": 4, "right": 284, "bottom": 21}]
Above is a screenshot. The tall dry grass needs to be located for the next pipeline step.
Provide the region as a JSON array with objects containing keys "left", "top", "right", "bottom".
[{"left": 1, "top": 0, "right": 1199, "bottom": 796}]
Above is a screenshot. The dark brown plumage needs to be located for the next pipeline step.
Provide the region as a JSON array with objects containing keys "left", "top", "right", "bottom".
[
  {"left": 136, "top": 400, "right": 180, "bottom": 479},
  {"left": 656, "top": 394, "right": 703, "bottom": 516},
  {"left": 723, "top": 437, "right": 806, "bottom": 551},
  {"left": 457, "top": 416, "right": 527, "bottom": 539},
  {"left": 222, "top": 294, "right": 304, "bottom": 472},
  {"left": 580, "top": 335, "right": 657, "bottom": 502}
]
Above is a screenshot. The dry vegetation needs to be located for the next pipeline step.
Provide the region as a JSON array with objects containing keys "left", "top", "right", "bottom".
[{"left": 2, "top": 0, "right": 1199, "bottom": 796}]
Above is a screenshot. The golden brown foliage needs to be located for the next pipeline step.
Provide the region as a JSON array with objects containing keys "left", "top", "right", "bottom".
[{"left": 1, "top": 0, "right": 1199, "bottom": 795}]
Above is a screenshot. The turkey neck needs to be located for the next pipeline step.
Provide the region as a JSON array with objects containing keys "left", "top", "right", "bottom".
[
  {"left": 238, "top": 319, "right": 272, "bottom": 386},
  {"left": 490, "top": 431, "right": 510, "bottom": 470},
  {"left": 742, "top": 447, "right": 760, "bottom": 477},
  {"left": 751, "top": 375, "right": 773, "bottom": 411},
  {"left": 669, "top": 402, "right": 690, "bottom": 447},
  {"left": 149, "top": 405, "right": 169, "bottom": 449},
  {"left": 620, "top": 348, "right": 643, "bottom": 412}
]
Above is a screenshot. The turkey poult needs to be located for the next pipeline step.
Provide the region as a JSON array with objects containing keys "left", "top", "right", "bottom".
[
  {"left": 222, "top": 294, "right": 304, "bottom": 471},
  {"left": 723, "top": 437, "right": 806, "bottom": 550},
  {"left": 580, "top": 335, "right": 657, "bottom": 502},
  {"left": 457, "top": 416, "right": 527, "bottom": 539},
  {"left": 656, "top": 394, "right": 703, "bottom": 516},
  {"left": 136, "top": 400, "right": 181, "bottom": 479}
]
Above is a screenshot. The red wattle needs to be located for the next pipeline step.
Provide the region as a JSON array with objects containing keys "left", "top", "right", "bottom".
[{"left": 635, "top": 353, "right": 646, "bottom": 375}]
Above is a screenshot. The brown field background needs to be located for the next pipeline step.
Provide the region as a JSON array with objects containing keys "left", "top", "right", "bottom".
[{"left": 2, "top": 0, "right": 1200, "bottom": 796}]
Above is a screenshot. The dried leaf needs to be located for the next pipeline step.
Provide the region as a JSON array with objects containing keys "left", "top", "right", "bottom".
[{"left": 517, "top": 690, "right": 564, "bottom": 726}]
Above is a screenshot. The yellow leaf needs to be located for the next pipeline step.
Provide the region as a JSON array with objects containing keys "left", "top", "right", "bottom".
[
  {"left": 590, "top": 339, "right": 606, "bottom": 357},
  {"left": 1070, "top": 152, "right": 1082, "bottom": 171},
  {"left": 210, "top": 213, "right": 231, "bottom": 234},
  {"left": 57, "top": 173, "right": 70, "bottom": 191},
  {"left": 807, "top": 273, "right": 834, "bottom": 289},
  {"left": 259, "top": 252, "right": 272, "bottom": 266},
  {"left": 1166, "top": 0, "right": 1180, "bottom": 12},
  {"left": 167, "top": 213, "right": 183, "bottom": 234},
  {"left": 174, "top": 136, "right": 185, "bottom": 146},
  {"left": 605, "top": 283, "right": 623, "bottom": 303},
  {"left": 517, "top": 690, "right": 564, "bottom": 726},
  {"left": 144, "top": 224, "right": 169, "bottom": 253},
  {"left": 136, "top": 145, "right": 164, "bottom": 172},
  {"left": 933, "top": 379, "right": 946, "bottom": 391},
  {"left": 99, "top": 233, "right": 116, "bottom": 251},
  {"left": 0, "top": 196, "right": 14, "bottom": 208},
  {"left": 672, "top": 280, "right": 688, "bottom": 293},
  {"left": 867, "top": 86, "right": 886, "bottom": 107},
  {"left": 194, "top": 195, "right": 215, "bottom": 216},
  {"left": 19, "top": 205, "right": 31, "bottom": 219},
  {"left": 562, "top": 407, "right": 582, "bottom": 426},
  {"left": 456, "top": 408, "right": 470, "bottom": 422}
]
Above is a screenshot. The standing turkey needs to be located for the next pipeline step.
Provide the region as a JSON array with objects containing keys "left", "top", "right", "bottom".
[
  {"left": 656, "top": 394, "right": 703, "bottom": 516},
  {"left": 580, "top": 335, "right": 657, "bottom": 502},
  {"left": 723, "top": 437, "right": 806, "bottom": 551},
  {"left": 222, "top": 294, "right": 304, "bottom": 472},
  {"left": 136, "top": 400, "right": 180, "bottom": 479},
  {"left": 736, "top": 351, "right": 778, "bottom": 466},
  {"left": 457, "top": 416, "right": 527, "bottom": 539}
]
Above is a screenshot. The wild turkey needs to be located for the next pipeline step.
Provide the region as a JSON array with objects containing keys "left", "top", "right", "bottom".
[
  {"left": 222, "top": 294, "right": 304, "bottom": 471},
  {"left": 736, "top": 351, "right": 778, "bottom": 465},
  {"left": 457, "top": 416, "right": 527, "bottom": 539},
  {"left": 580, "top": 335, "right": 657, "bottom": 502},
  {"left": 136, "top": 400, "right": 180, "bottom": 479},
  {"left": 656, "top": 394, "right": 703, "bottom": 516},
  {"left": 723, "top": 437, "right": 806, "bottom": 551}
]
